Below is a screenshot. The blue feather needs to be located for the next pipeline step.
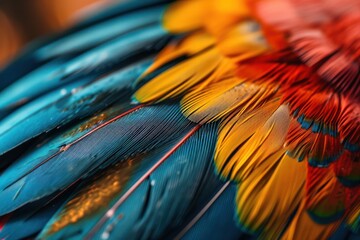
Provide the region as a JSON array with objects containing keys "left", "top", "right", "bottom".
[
  {"left": 0, "top": 60, "right": 72, "bottom": 117},
  {"left": 0, "top": 80, "right": 86, "bottom": 135},
  {"left": 90, "top": 124, "right": 219, "bottom": 240},
  {"left": 84, "top": 123, "right": 245, "bottom": 240},
  {"left": 0, "top": 75, "right": 91, "bottom": 124},
  {"left": 36, "top": 6, "right": 167, "bottom": 60},
  {"left": 0, "top": 102, "right": 133, "bottom": 195},
  {"left": 180, "top": 183, "right": 248, "bottom": 240},
  {"left": 0, "top": 104, "right": 192, "bottom": 215},
  {"left": 0, "top": 194, "right": 68, "bottom": 239},
  {"left": 73, "top": 0, "right": 172, "bottom": 30},
  {"left": 0, "top": 0, "right": 171, "bottom": 92},
  {"left": 329, "top": 221, "right": 360, "bottom": 240},
  {"left": 0, "top": 23, "right": 169, "bottom": 118},
  {"left": 53, "top": 23, "right": 168, "bottom": 82},
  {"left": 38, "top": 123, "right": 221, "bottom": 239},
  {"left": 0, "top": 59, "right": 152, "bottom": 155}
]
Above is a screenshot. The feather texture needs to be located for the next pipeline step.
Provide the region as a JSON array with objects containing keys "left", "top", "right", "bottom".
[
  {"left": 0, "top": 59, "right": 152, "bottom": 155},
  {"left": 0, "top": 0, "right": 358, "bottom": 239}
]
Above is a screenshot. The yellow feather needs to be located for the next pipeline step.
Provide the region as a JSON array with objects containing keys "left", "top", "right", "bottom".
[
  {"left": 138, "top": 31, "right": 215, "bottom": 81},
  {"left": 281, "top": 200, "right": 340, "bottom": 240},
  {"left": 182, "top": 77, "right": 253, "bottom": 123},
  {"left": 237, "top": 154, "right": 306, "bottom": 239},
  {"left": 215, "top": 104, "right": 290, "bottom": 181},
  {"left": 163, "top": 0, "right": 250, "bottom": 35},
  {"left": 134, "top": 48, "right": 222, "bottom": 103},
  {"left": 217, "top": 21, "right": 270, "bottom": 61},
  {"left": 163, "top": 0, "right": 207, "bottom": 33},
  {"left": 204, "top": 0, "right": 250, "bottom": 37},
  {"left": 233, "top": 105, "right": 290, "bottom": 180}
]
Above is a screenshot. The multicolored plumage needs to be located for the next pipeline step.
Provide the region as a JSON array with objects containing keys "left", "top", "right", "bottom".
[{"left": 0, "top": 0, "right": 359, "bottom": 239}]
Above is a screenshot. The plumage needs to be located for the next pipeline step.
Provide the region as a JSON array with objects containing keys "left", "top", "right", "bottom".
[
  {"left": 0, "top": 59, "right": 152, "bottom": 155},
  {"left": 0, "top": 193, "right": 70, "bottom": 239},
  {"left": 0, "top": 0, "right": 358, "bottom": 239}
]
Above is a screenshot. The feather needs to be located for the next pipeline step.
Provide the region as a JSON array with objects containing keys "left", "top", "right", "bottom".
[
  {"left": 162, "top": 0, "right": 207, "bottom": 33},
  {"left": 334, "top": 152, "right": 360, "bottom": 187},
  {"left": 285, "top": 119, "right": 343, "bottom": 166},
  {"left": 75, "top": 0, "right": 173, "bottom": 31},
  {"left": 136, "top": 31, "right": 216, "bottom": 85},
  {"left": 0, "top": 59, "right": 152, "bottom": 155},
  {"left": 0, "top": 193, "right": 69, "bottom": 239},
  {"left": 0, "top": 78, "right": 89, "bottom": 134},
  {"left": 51, "top": 24, "right": 169, "bottom": 83},
  {"left": 281, "top": 199, "right": 340, "bottom": 240},
  {"left": 0, "top": 22, "right": 168, "bottom": 117},
  {"left": 37, "top": 155, "right": 144, "bottom": 240},
  {"left": 215, "top": 20, "right": 269, "bottom": 62},
  {"left": 181, "top": 78, "right": 276, "bottom": 124},
  {"left": 215, "top": 102, "right": 289, "bottom": 181},
  {"left": 0, "top": 104, "right": 192, "bottom": 215},
  {"left": 0, "top": 0, "right": 358, "bottom": 239},
  {"left": 0, "top": 59, "right": 77, "bottom": 117},
  {"left": 39, "top": 123, "right": 225, "bottom": 240},
  {"left": 288, "top": 29, "right": 360, "bottom": 97},
  {"left": 305, "top": 165, "right": 346, "bottom": 224},
  {"left": 181, "top": 77, "right": 247, "bottom": 123},
  {"left": 347, "top": 207, "right": 360, "bottom": 234},
  {"left": 178, "top": 183, "right": 247, "bottom": 240},
  {"left": 0, "top": 0, "right": 171, "bottom": 92},
  {"left": 330, "top": 221, "right": 360, "bottom": 240},
  {"left": 236, "top": 153, "right": 306, "bottom": 239},
  {"left": 0, "top": 102, "right": 133, "bottom": 196},
  {"left": 134, "top": 48, "right": 223, "bottom": 103},
  {"left": 35, "top": 6, "right": 167, "bottom": 60}
]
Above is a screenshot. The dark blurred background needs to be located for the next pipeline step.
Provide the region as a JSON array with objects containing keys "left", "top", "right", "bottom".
[{"left": 0, "top": 0, "right": 113, "bottom": 67}]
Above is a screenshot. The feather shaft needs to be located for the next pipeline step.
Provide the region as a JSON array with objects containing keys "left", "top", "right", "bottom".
[{"left": 85, "top": 124, "right": 202, "bottom": 240}]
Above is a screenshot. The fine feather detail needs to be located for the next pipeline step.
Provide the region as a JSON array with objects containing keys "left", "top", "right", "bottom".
[
  {"left": 174, "top": 181, "right": 231, "bottom": 239},
  {"left": 0, "top": 0, "right": 358, "bottom": 239},
  {"left": 2, "top": 105, "right": 143, "bottom": 191},
  {"left": 85, "top": 124, "right": 202, "bottom": 239}
]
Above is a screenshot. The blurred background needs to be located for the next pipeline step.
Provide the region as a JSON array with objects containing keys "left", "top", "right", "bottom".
[{"left": 0, "top": 0, "right": 114, "bottom": 67}]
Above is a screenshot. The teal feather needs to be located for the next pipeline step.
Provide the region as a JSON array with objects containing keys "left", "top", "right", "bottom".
[
  {"left": 86, "top": 124, "right": 219, "bottom": 240},
  {"left": 180, "top": 183, "right": 249, "bottom": 240},
  {"left": 0, "top": 59, "right": 152, "bottom": 155},
  {"left": 35, "top": 6, "right": 167, "bottom": 60},
  {"left": 0, "top": 0, "right": 356, "bottom": 239},
  {"left": 0, "top": 103, "right": 191, "bottom": 215}
]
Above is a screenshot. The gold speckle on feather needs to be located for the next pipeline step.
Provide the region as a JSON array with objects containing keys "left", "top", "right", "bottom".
[
  {"left": 47, "top": 157, "right": 140, "bottom": 235},
  {"left": 63, "top": 113, "right": 108, "bottom": 137}
]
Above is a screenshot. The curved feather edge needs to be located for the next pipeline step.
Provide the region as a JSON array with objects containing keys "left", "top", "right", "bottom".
[
  {"left": 0, "top": 0, "right": 172, "bottom": 91},
  {"left": 54, "top": 123, "right": 241, "bottom": 240},
  {"left": 176, "top": 182, "right": 250, "bottom": 240},
  {"left": 36, "top": 123, "right": 222, "bottom": 239},
  {"left": 0, "top": 103, "right": 192, "bottom": 215},
  {"left": 0, "top": 58, "right": 152, "bottom": 155},
  {"left": 83, "top": 124, "right": 204, "bottom": 240},
  {"left": 0, "top": 23, "right": 169, "bottom": 117},
  {"left": 0, "top": 192, "right": 72, "bottom": 239}
]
